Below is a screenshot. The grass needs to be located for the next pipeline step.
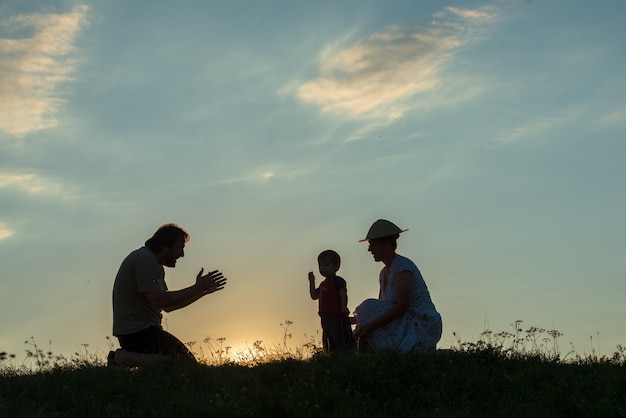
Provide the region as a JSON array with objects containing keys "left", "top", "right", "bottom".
[{"left": 1, "top": 321, "right": 625, "bottom": 417}]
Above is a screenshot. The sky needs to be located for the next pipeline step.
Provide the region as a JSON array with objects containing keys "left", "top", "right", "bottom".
[{"left": 1, "top": 0, "right": 625, "bottom": 361}]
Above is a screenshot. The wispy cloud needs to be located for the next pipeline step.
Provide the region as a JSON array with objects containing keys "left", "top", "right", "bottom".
[
  {"left": 346, "top": 119, "right": 395, "bottom": 142},
  {"left": 0, "top": 171, "right": 66, "bottom": 195},
  {"left": 297, "top": 5, "right": 499, "bottom": 121},
  {"left": 0, "top": 222, "right": 12, "bottom": 240},
  {"left": 441, "top": 6, "right": 499, "bottom": 23},
  {"left": 596, "top": 109, "right": 626, "bottom": 128},
  {"left": 213, "top": 165, "right": 312, "bottom": 186},
  {"left": 0, "top": 5, "right": 88, "bottom": 137},
  {"left": 494, "top": 109, "right": 580, "bottom": 144},
  {"left": 494, "top": 118, "right": 558, "bottom": 144}
]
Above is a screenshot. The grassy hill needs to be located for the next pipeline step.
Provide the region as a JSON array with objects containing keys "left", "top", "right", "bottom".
[
  {"left": 0, "top": 321, "right": 626, "bottom": 418},
  {"left": 1, "top": 339, "right": 625, "bottom": 417}
]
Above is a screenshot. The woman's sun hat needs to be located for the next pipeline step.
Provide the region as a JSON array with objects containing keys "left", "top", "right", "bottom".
[{"left": 359, "top": 219, "right": 408, "bottom": 242}]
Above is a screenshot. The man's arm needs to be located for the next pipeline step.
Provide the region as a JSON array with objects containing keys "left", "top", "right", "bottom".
[
  {"left": 148, "top": 287, "right": 205, "bottom": 313},
  {"left": 144, "top": 269, "right": 226, "bottom": 312}
]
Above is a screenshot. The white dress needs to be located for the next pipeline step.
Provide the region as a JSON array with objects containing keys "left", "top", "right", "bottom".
[{"left": 354, "top": 254, "right": 442, "bottom": 352}]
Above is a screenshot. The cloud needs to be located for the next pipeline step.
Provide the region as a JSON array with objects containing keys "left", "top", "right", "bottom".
[
  {"left": 441, "top": 6, "right": 499, "bottom": 23},
  {"left": 297, "top": 5, "right": 499, "bottom": 121},
  {"left": 0, "top": 222, "right": 12, "bottom": 240},
  {"left": 213, "top": 165, "right": 312, "bottom": 186},
  {"left": 494, "top": 111, "right": 576, "bottom": 144},
  {"left": 0, "top": 171, "right": 66, "bottom": 195},
  {"left": 495, "top": 118, "right": 557, "bottom": 144},
  {"left": 596, "top": 109, "right": 626, "bottom": 128},
  {"left": 0, "top": 5, "right": 88, "bottom": 137}
]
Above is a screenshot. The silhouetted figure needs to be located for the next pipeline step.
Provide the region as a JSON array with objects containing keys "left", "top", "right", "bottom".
[
  {"left": 353, "top": 219, "right": 442, "bottom": 352},
  {"left": 110, "top": 223, "right": 227, "bottom": 366},
  {"left": 308, "top": 250, "right": 356, "bottom": 351}
]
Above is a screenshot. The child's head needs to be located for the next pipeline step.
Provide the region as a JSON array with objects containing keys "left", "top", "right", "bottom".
[{"left": 317, "top": 249, "right": 340, "bottom": 278}]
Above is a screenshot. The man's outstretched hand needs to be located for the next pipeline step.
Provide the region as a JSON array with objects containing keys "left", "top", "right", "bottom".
[{"left": 196, "top": 268, "right": 227, "bottom": 294}]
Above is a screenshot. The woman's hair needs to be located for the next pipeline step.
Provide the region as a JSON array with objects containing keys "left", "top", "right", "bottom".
[
  {"left": 145, "top": 223, "right": 190, "bottom": 252},
  {"left": 389, "top": 234, "right": 400, "bottom": 251},
  {"left": 318, "top": 249, "right": 341, "bottom": 268}
]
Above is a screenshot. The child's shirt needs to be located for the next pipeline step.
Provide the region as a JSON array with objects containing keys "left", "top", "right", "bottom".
[{"left": 318, "top": 275, "right": 347, "bottom": 316}]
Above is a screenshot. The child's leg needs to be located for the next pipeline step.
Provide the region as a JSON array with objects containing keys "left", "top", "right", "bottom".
[
  {"left": 323, "top": 314, "right": 351, "bottom": 351},
  {"left": 320, "top": 316, "right": 330, "bottom": 351}
]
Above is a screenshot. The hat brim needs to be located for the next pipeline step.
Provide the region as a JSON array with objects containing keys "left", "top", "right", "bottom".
[{"left": 358, "top": 229, "right": 408, "bottom": 242}]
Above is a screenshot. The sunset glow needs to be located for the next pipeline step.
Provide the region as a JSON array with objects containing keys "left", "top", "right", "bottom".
[{"left": 1, "top": 0, "right": 624, "bottom": 360}]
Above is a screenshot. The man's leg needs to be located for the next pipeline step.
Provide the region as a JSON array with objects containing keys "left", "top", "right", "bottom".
[
  {"left": 112, "top": 349, "right": 165, "bottom": 367},
  {"left": 113, "top": 326, "right": 195, "bottom": 366}
]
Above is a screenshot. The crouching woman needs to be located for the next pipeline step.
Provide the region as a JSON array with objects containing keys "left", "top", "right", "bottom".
[{"left": 354, "top": 219, "right": 442, "bottom": 352}]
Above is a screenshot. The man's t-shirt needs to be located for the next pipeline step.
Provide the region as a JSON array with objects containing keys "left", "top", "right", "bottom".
[{"left": 112, "top": 247, "right": 167, "bottom": 336}]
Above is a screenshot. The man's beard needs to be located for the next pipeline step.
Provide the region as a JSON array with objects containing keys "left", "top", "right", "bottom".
[{"left": 164, "top": 257, "right": 177, "bottom": 267}]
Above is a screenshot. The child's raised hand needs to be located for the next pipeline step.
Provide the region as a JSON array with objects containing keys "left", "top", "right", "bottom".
[{"left": 308, "top": 271, "right": 315, "bottom": 281}]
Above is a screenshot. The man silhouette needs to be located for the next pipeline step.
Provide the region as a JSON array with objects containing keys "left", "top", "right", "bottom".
[{"left": 109, "top": 223, "right": 226, "bottom": 366}]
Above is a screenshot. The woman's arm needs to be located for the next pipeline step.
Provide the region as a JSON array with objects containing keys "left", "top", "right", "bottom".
[{"left": 355, "top": 271, "right": 412, "bottom": 338}]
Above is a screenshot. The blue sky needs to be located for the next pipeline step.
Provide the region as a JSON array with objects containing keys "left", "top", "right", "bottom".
[{"left": 1, "top": 0, "right": 625, "bottom": 360}]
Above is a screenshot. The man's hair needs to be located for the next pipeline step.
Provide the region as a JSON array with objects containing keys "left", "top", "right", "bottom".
[
  {"left": 318, "top": 249, "right": 341, "bottom": 268},
  {"left": 145, "top": 223, "right": 190, "bottom": 252}
]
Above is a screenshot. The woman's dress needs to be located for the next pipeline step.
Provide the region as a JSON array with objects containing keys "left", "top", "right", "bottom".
[{"left": 354, "top": 254, "right": 442, "bottom": 352}]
